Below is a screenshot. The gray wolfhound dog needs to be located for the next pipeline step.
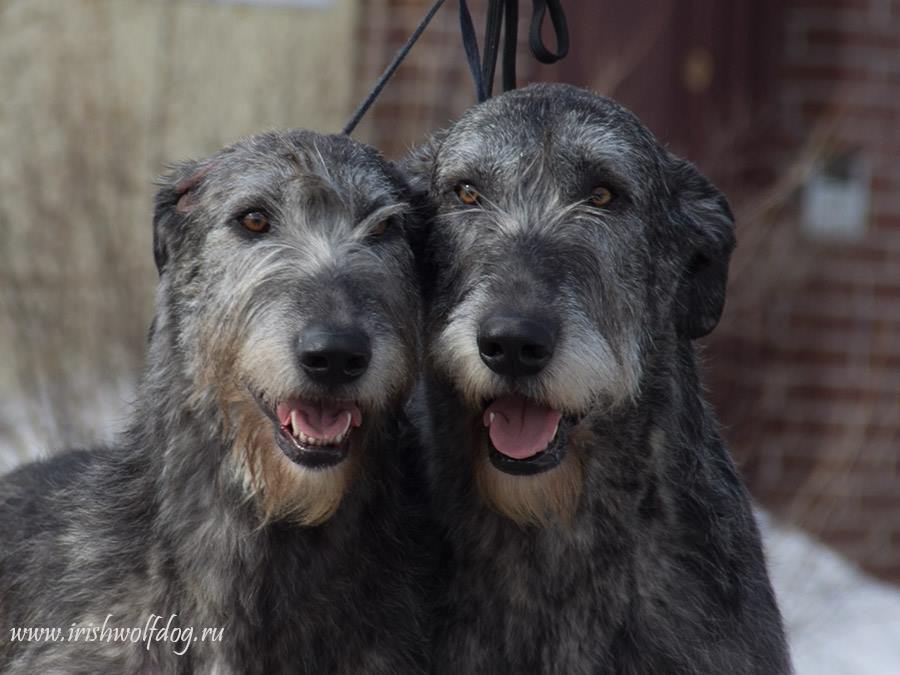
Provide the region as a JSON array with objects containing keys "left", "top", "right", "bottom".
[
  {"left": 407, "top": 83, "right": 791, "bottom": 674},
  {"left": 0, "top": 131, "right": 430, "bottom": 674}
]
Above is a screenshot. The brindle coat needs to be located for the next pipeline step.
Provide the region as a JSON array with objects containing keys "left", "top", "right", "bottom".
[
  {"left": 407, "top": 83, "right": 791, "bottom": 674},
  {"left": 0, "top": 131, "right": 430, "bottom": 674}
]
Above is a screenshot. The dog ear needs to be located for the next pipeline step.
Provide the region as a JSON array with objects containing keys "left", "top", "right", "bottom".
[
  {"left": 402, "top": 128, "right": 448, "bottom": 197},
  {"left": 382, "top": 158, "right": 432, "bottom": 247},
  {"left": 401, "top": 130, "right": 448, "bottom": 296},
  {"left": 667, "top": 156, "right": 736, "bottom": 339},
  {"left": 153, "top": 161, "right": 211, "bottom": 275}
]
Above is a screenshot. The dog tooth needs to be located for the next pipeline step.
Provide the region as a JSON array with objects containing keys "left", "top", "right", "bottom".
[
  {"left": 291, "top": 411, "right": 300, "bottom": 436},
  {"left": 489, "top": 412, "right": 496, "bottom": 425},
  {"left": 338, "top": 411, "right": 352, "bottom": 437}
]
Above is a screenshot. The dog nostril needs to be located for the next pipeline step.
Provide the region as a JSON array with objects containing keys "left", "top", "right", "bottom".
[
  {"left": 297, "top": 324, "right": 372, "bottom": 385},
  {"left": 520, "top": 344, "right": 548, "bottom": 363},
  {"left": 483, "top": 341, "right": 504, "bottom": 359},
  {"left": 478, "top": 313, "right": 558, "bottom": 377},
  {"left": 344, "top": 355, "right": 369, "bottom": 374},
  {"left": 303, "top": 354, "right": 330, "bottom": 370}
]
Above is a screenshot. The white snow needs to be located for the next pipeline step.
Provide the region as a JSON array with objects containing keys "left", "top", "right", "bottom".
[
  {"left": 0, "top": 379, "right": 136, "bottom": 473},
  {"left": 760, "top": 510, "right": 900, "bottom": 674}
]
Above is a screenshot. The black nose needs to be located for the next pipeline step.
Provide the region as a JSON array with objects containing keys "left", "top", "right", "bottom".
[
  {"left": 298, "top": 325, "right": 371, "bottom": 385},
  {"left": 477, "top": 314, "right": 558, "bottom": 377}
]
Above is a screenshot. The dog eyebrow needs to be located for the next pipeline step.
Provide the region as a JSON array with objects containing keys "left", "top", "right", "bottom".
[
  {"left": 437, "top": 163, "right": 499, "bottom": 192},
  {"left": 565, "top": 151, "right": 641, "bottom": 203},
  {"left": 356, "top": 202, "right": 410, "bottom": 233}
]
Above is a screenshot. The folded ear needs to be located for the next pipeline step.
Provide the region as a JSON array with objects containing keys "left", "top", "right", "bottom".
[
  {"left": 152, "top": 160, "right": 210, "bottom": 275},
  {"left": 667, "top": 156, "right": 736, "bottom": 339},
  {"left": 401, "top": 128, "right": 448, "bottom": 197},
  {"left": 380, "top": 158, "right": 431, "bottom": 247},
  {"left": 401, "top": 130, "right": 448, "bottom": 294}
]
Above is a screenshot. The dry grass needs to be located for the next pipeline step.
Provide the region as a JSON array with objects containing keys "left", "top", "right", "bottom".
[{"left": 0, "top": 42, "right": 155, "bottom": 465}]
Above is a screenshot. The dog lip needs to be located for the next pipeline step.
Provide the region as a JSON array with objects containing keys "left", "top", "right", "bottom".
[
  {"left": 248, "top": 389, "right": 354, "bottom": 469},
  {"left": 275, "top": 424, "right": 349, "bottom": 469},
  {"left": 484, "top": 412, "right": 573, "bottom": 476},
  {"left": 487, "top": 437, "right": 566, "bottom": 475}
]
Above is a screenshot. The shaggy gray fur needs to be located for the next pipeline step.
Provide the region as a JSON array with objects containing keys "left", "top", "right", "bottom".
[
  {"left": 0, "top": 131, "right": 429, "bottom": 674},
  {"left": 407, "top": 83, "right": 791, "bottom": 674}
]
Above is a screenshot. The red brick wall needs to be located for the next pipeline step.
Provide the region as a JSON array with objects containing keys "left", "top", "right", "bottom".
[
  {"left": 706, "top": 0, "right": 900, "bottom": 580},
  {"left": 352, "top": 0, "right": 900, "bottom": 580}
]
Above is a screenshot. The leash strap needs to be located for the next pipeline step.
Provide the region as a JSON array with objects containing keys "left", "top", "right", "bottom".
[
  {"left": 343, "top": 0, "right": 448, "bottom": 136},
  {"left": 459, "top": 0, "right": 487, "bottom": 103},
  {"left": 529, "top": 0, "right": 569, "bottom": 64},
  {"left": 462, "top": 0, "right": 569, "bottom": 102}
]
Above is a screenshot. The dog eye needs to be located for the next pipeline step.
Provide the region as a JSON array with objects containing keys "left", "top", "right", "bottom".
[
  {"left": 455, "top": 182, "right": 481, "bottom": 206},
  {"left": 368, "top": 219, "right": 390, "bottom": 237},
  {"left": 240, "top": 211, "right": 270, "bottom": 234},
  {"left": 588, "top": 187, "right": 614, "bottom": 208}
]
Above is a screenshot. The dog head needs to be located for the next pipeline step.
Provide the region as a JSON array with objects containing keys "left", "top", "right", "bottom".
[
  {"left": 152, "top": 130, "right": 421, "bottom": 525},
  {"left": 408, "top": 83, "right": 734, "bottom": 525}
]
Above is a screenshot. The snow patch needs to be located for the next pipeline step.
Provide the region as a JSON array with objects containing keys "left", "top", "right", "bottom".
[{"left": 760, "top": 510, "right": 900, "bottom": 674}]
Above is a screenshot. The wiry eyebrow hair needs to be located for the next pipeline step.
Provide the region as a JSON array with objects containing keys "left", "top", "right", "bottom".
[
  {"left": 434, "top": 155, "right": 502, "bottom": 192},
  {"left": 562, "top": 118, "right": 653, "bottom": 196},
  {"left": 354, "top": 202, "right": 410, "bottom": 236}
]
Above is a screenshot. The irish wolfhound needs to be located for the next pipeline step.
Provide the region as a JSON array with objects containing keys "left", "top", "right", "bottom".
[
  {"left": 407, "top": 83, "right": 791, "bottom": 674},
  {"left": 0, "top": 131, "right": 429, "bottom": 674}
]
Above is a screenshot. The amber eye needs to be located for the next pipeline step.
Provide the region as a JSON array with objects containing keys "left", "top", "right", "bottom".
[
  {"left": 455, "top": 182, "right": 480, "bottom": 206},
  {"left": 369, "top": 219, "right": 389, "bottom": 237},
  {"left": 588, "top": 187, "right": 613, "bottom": 208},
  {"left": 241, "top": 211, "right": 270, "bottom": 234}
]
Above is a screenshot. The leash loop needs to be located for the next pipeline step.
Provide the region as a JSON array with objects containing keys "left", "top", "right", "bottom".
[
  {"left": 529, "top": 0, "right": 569, "bottom": 64},
  {"left": 460, "top": 0, "right": 569, "bottom": 102}
]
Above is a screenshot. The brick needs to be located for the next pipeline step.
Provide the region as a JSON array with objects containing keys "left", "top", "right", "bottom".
[
  {"left": 805, "top": 28, "right": 900, "bottom": 50},
  {"left": 780, "top": 63, "right": 875, "bottom": 82}
]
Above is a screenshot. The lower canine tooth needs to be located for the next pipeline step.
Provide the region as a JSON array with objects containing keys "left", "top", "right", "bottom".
[{"left": 338, "top": 411, "right": 352, "bottom": 437}]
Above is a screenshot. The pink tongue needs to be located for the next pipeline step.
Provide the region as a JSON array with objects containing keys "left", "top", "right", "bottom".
[
  {"left": 483, "top": 394, "right": 562, "bottom": 460},
  {"left": 276, "top": 400, "right": 362, "bottom": 440}
]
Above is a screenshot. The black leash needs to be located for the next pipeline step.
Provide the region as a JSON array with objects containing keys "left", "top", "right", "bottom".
[
  {"left": 343, "top": 0, "right": 448, "bottom": 136},
  {"left": 460, "top": 0, "right": 568, "bottom": 102},
  {"left": 343, "top": 0, "right": 569, "bottom": 135}
]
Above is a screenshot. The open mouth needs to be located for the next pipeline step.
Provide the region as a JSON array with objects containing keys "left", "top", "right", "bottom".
[
  {"left": 272, "top": 398, "right": 362, "bottom": 469},
  {"left": 482, "top": 394, "right": 572, "bottom": 476}
]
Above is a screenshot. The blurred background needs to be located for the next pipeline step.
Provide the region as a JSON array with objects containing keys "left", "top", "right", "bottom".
[{"left": 0, "top": 0, "right": 898, "bottom": 671}]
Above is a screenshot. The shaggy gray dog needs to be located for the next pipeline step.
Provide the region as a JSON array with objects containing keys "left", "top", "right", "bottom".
[
  {"left": 407, "top": 83, "right": 791, "bottom": 674},
  {"left": 0, "top": 131, "right": 429, "bottom": 674}
]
